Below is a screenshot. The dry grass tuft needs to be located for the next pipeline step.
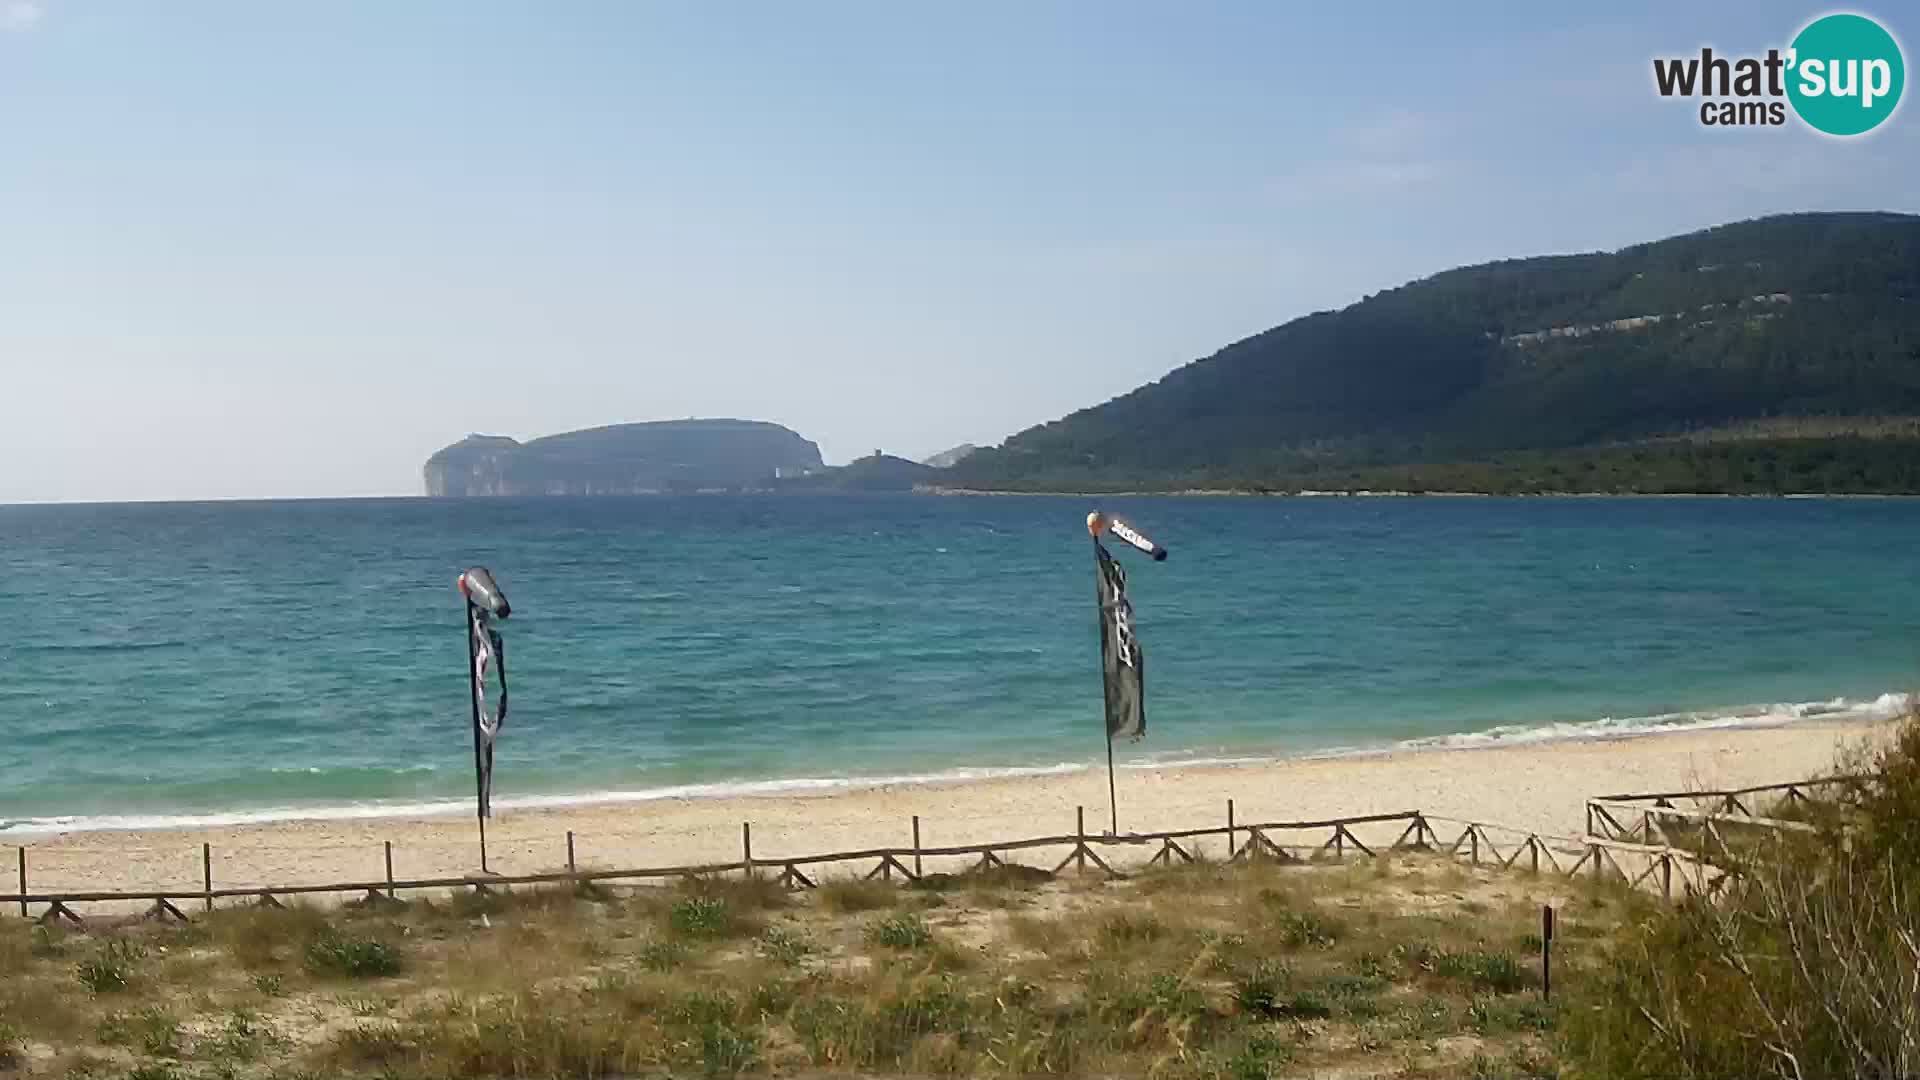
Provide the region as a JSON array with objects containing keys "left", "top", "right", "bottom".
[
  {"left": 0, "top": 850, "right": 1610, "bottom": 1078},
  {"left": 818, "top": 877, "right": 897, "bottom": 914},
  {"left": 1565, "top": 711, "right": 1920, "bottom": 1079}
]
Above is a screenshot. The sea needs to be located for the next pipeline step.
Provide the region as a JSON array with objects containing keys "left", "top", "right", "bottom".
[{"left": 3, "top": 494, "right": 1917, "bottom": 835}]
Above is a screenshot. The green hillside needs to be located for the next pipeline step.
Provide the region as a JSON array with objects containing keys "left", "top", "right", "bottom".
[
  {"left": 773, "top": 451, "right": 937, "bottom": 492},
  {"left": 950, "top": 212, "right": 1920, "bottom": 494},
  {"left": 423, "top": 420, "right": 823, "bottom": 495}
]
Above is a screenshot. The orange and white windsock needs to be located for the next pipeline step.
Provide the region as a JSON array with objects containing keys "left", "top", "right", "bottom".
[
  {"left": 458, "top": 566, "right": 512, "bottom": 619},
  {"left": 1086, "top": 511, "right": 1168, "bottom": 561}
]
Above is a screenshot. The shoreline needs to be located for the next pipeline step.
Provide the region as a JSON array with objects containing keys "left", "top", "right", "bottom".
[
  {"left": 9, "top": 713, "right": 1894, "bottom": 906},
  {"left": 7, "top": 690, "right": 1906, "bottom": 837}
]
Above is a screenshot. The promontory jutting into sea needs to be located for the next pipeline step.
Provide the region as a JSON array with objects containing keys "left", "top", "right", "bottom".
[
  {"left": 10, "top": 3, "right": 1920, "bottom": 1067},
  {"left": 8, "top": 212, "right": 1920, "bottom": 832}
]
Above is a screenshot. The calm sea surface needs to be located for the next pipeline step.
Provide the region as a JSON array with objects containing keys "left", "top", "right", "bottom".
[{"left": 3, "top": 495, "right": 1917, "bottom": 832}]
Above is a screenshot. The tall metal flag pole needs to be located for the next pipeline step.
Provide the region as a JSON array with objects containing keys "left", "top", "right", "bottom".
[
  {"left": 1087, "top": 511, "right": 1167, "bottom": 836},
  {"left": 465, "top": 603, "right": 485, "bottom": 872},
  {"left": 1104, "top": 666, "right": 1118, "bottom": 837},
  {"left": 457, "top": 567, "right": 512, "bottom": 874}
]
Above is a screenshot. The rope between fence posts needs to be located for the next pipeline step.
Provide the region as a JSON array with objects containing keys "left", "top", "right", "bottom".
[
  {"left": 1, "top": 811, "right": 1422, "bottom": 909},
  {"left": 2, "top": 805, "right": 1729, "bottom": 910}
]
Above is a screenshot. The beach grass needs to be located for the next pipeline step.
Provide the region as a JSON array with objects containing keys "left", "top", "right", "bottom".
[
  {"left": 0, "top": 849, "right": 1639, "bottom": 1079},
  {"left": 1559, "top": 713, "right": 1920, "bottom": 1080}
]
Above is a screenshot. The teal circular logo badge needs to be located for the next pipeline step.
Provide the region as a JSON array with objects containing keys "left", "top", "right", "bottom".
[{"left": 1787, "top": 13, "right": 1904, "bottom": 136}]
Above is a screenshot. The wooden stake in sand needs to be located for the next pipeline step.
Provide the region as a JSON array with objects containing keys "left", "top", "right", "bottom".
[{"left": 1541, "top": 904, "right": 1556, "bottom": 1001}]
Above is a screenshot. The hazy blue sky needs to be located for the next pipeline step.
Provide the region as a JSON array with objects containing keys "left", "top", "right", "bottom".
[{"left": 3, "top": 2, "right": 1916, "bottom": 502}]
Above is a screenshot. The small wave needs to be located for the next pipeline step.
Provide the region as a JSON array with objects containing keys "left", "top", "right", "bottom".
[
  {"left": 1, "top": 692, "right": 1905, "bottom": 836},
  {"left": 18, "top": 640, "right": 188, "bottom": 654},
  {"left": 0, "top": 762, "right": 1091, "bottom": 836},
  {"left": 1102, "top": 693, "right": 1909, "bottom": 771},
  {"left": 266, "top": 764, "right": 440, "bottom": 776},
  {"left": 1381, "top": 691, "right": 1910, "bottom": 753}
]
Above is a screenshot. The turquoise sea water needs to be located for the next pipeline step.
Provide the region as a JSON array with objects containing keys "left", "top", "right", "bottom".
[{"left": 3, "top": 495, "right": 1918, "bottom": 833}]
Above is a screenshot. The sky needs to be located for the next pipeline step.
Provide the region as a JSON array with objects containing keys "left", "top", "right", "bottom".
[{"left": 2, "top": 2, "right": 1917, "bottom": 502}]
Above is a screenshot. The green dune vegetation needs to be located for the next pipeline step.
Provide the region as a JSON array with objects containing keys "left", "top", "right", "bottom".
[
  {"left": 1566, "top": 716, "right": 1920, "bottom": 1080},
  {"left": 5, "top": 713, "right": 1918, "bottom": 1080},
  {"left": 1, "top": 851, "right": 1626, "bottom": 1079}
]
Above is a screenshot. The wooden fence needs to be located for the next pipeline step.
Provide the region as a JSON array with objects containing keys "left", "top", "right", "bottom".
[
  {"left": 1586, "top": 797, "right": 1817, "bottom": 845},
  {"left": 1580, "top": 775, "right": 1850, "bottom": 895},
  {"left": 1425, "top": 814, "right": 1719, "bottom": 903},
  {"left": 1587, "top": 777, "right": 1850, "bottom": 826},
  {"left": 2, "top": 800, "right": 1725, "bottom": 927}
]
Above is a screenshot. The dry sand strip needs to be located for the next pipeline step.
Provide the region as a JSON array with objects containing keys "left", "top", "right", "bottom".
[{"left": 6, "top": 717, "right": 1889, "bottom": 913}]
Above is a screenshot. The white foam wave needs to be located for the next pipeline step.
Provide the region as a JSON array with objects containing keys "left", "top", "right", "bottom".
[
  {"left": 266, "top": 764, "right": 439, "bottom": 776},
  {"left": 1106, "top": 692, "right": 1911, "bottom": 771},
  {"left": 2, "top": 692, "right": 1906, "bottom": 836},
  {"left": 0, "top": 762, "right": 1090, "bottom": 836},
  {"left": 1383, "top": 691, "right": 1910, "bottom": 754}
]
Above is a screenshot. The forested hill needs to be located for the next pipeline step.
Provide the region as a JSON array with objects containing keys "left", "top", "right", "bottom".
[
  {"left": 424, "top": 420, "right": 823, "bottom": 495},
  {"left": 950, "top": 212, "right": 1920, "bottom": 494}
]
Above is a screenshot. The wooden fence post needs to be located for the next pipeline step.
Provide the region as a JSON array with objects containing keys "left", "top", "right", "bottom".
[
  {"left": 1227, "top": 799, "right": 1235, "bottom": 860},
  {"left": 1541, "top": 905, "right": 1555, "bottom": 1001},
  {"left": 0, "top": 806, "right": 1669, "bottom": 918}
]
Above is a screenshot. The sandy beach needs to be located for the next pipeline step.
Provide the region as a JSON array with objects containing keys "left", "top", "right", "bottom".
[{"left": 6, "top": 716, "right": 1891, "bottom": 911}]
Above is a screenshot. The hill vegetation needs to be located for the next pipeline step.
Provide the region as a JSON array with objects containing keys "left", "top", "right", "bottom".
[
  {"left": 773, "top": 451, "right": 938, "bottom": 493},
  {"left": 922, "top": 444, "right": 981, "bottom": 469},
  {"left": 423, "top": 420, "right": 824, "bottom": 496},
  {"left": 950, "top": 212, "right": 1920, "bottom": 494}
]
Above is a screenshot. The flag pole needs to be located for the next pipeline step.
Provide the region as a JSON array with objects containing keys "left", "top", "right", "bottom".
[
  {"left": 1093, "top": 531, "right": 1121, "bottom": 836},
  {"left": 1106, "top": 727, "right": 1119, "bottom": 836},
  {"left": 465, "top": 599, "right": 489, "bottom": 874},
  {"left": 1088, "top": 511, "right": 1165, "bottom": 839}
]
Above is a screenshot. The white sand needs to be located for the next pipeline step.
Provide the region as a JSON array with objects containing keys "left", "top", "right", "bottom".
[{"left": 6, "top": 718, "right": 1888, "bottom": 910}]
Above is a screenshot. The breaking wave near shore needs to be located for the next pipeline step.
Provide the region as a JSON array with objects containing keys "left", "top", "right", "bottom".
[{"left": 1, "top": 690, "right": 1903, "bottom": 837}]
